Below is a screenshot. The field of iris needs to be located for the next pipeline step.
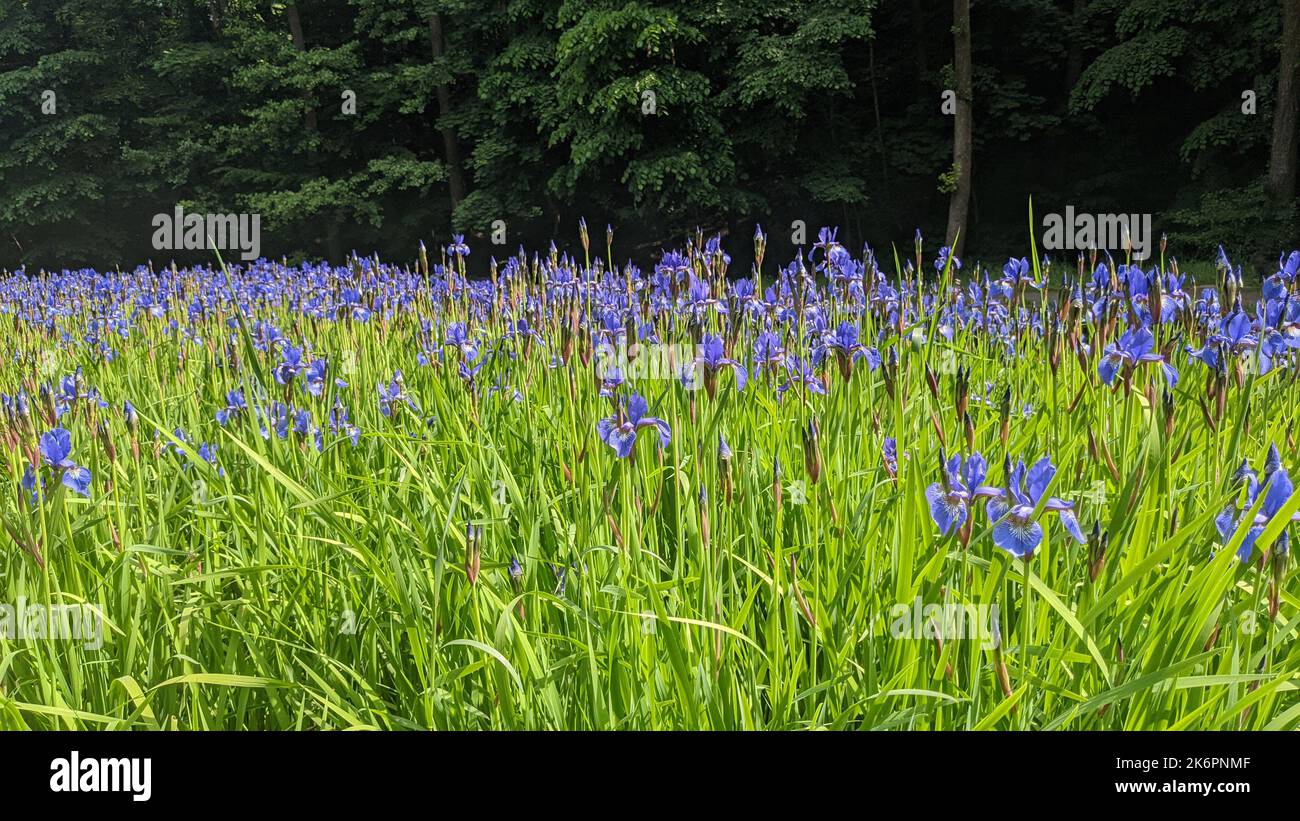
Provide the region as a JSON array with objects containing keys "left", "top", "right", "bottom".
[{"left": 1, "top": 226, "right": 1299, "bottom": 730}]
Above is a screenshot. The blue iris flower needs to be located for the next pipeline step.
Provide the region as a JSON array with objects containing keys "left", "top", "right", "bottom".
[
  {"left": 1216, "top": 446, "right": 1300, "bottom": 561},
  {"left": 935, "top": 246, "right": 961, "bottom": 272},
  {"left": 817, "top": 321, "right": 880, "bottom": 378},
  {"left": 38, "top": 427, "right": 92, "bottom": 497},
  {"left": 985, "top": 456, "right": 1085, "bottom": 560},
  {"left": 377, "top": 370, "right": 417, "bottom": 417},
  {"left": 216, "top": 389, "right": 247, "bottom": 425},
  {"left": 694, "top": 334, "right": 746, "bottom": 394},
  {"left": 274, "top": 345, "right": 306, "bottom": 385},
  {"left": 925, "top": 452, "right": 1002, "bottom": 536},
  {"left": 596, "top": 393, "right": 671, "bottom": 458},
  {"left": 1098, "top": 327, "right": 1178, "bottom": 388},
  {"left": 305, "top": 359, "right": 328, "bottom": 397}
]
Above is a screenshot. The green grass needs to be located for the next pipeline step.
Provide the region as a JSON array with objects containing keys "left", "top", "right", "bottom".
[{"left": 0, "top": 253, "right": 1297, "bottom": 730}]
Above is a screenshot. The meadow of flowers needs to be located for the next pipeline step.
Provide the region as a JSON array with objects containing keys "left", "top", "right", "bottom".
[{"left": 1, "top": 226, "right": 1299, "bottom": 730}]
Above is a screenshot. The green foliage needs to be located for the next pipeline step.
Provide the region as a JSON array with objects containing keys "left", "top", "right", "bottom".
[
  {"left": 0, "top": 0, "right": 1296, "bottom": 269},
  {"left": 1166, "top": 181, "right": 1299, "bottom": 263}
]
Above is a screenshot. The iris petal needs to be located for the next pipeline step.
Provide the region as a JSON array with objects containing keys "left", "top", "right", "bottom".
[{"left": 992, "top": 518, "right": 1043, "bottom": 560}]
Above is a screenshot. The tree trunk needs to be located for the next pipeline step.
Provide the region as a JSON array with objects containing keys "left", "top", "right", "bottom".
[
  {"left": 1267, "top": 0, "right": 1300, "bottom": 205},
  {"left": 285, "top": 5, "right": 317, "bottom": 131},
  {"left": 868, "top": 37, "right": 889, "bottom": 195},
  {"left": 287, "top": 4, "right": 334, "bottom": 257},
  {"left": 429, "top": 13, "right": 467, "bottom": 214},
  {"left": 945, "top": 0, "right": 973, "bottom": 257}
]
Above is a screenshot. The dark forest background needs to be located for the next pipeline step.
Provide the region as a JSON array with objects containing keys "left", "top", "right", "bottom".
[{"left": 0, "top": 0, "right": 1297, "bottom": 274}]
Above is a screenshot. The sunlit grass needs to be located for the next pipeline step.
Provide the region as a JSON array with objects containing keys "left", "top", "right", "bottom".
[{"left": 0, "top": 244, "right": 1297, "bottom": 730}]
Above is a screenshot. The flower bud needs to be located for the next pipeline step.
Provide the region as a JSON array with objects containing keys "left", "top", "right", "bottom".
[
  {"left": 96, "top": 418, "right": 116, "bottom": 465},
  {"left": 465, "top": 523, "right": 482, "bottom": 586},
  {"left": 802, "top": 418, "right": 823, "bottom": 485},
  {"left": 1088, "top": 523, "right": 1108, "bottom": 583},
  {"left": 718, "top": 434, "right": 734, "bottom": 505},
  {"left": 772, "top": 456, "right": 783, "bottom": 512},
  {"left": 509, "top": 555, "right": 523, "bottom": 594}
]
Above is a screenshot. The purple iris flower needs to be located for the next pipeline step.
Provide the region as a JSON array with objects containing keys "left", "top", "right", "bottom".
[
  {"left": 1212, "top": 311, "right": 1258, "bottom": 354},
  {"left": 445, "top": 323, "right": 477, "bottom": 358},
  {"left": 196, "top": 442, "right": 225, "bottom": 475},
  {"left": 752, "top": 331, "right": 785, "bottom": 372},
  {"left": 596, "top": 393, "right": 671, "bottom": 458},
  {"left": 1184, "top": 341, "right": 1223, "bottom": 373},
  {"left": 1000, "top": 257, "right": 1038, "bottom": 290},
  {"left": 986, "top": 456, "right": 1085, "bottom": 560},
  {"left": 21, "top": 463, "right": 43, "bottom": 505},
  {"left": 340, "top": 287, "right": 371, "bottom": 321},
  {"left": 377, "top": 370, "right": 417, "bottom": 417},
  {"left": 329, "top": 400, "right": 362, "bottom": 446},
  {"left": 812, "top": 226, "right": 839, "bottom": 256},
  {"left": 694, "top": 334, "right": 746, "bottom": 394},
  {"left": 40, "top": 427, "right": 77, "bottom": 469},
  {"left": 216, "top": 389, "right": 247, "bottom": 425},
  {"left": 935, "top": 246, "right": 961, "bottom": 272},
  {"left": 1097, "top": 326, "right": 1178, "bottom": 387},
  {"left": 680, "top": 276, "right": 728, "bottom": 318},
  {"left": 1216, "top": 446, "right": 1300, "bottom": 561},
  {"left": 458, "top": 351, "right": 485, "bottom": 390},
  {"left": 599, "top": 364, "right": 625, "bottom": 398},
  {"left": 777, "top": 355, "right": 826, "bottom": 397},
  {"left": 925, "top": 452, "right": 1001, "bottom": 536},
  {"left": 304, "top": 359, "right": 328, "bottom": 397},
  {"left": 38, "top": 427, "right": 92, "bottom": 498},
  {"left": 1258, "top": 301, "right": 1300, "bottom": 373},
  {"left": 1262, "top": 251, "right": 1299, "bottom": 301},
  {"left": 274, "top": 345, "right": 306, "bottom": 385},
  {"left": 882, "top": 437, "right": 898, "bottom": 478},
  {"left": 817, "top": 321, "right": 881, "bottom": 378}
]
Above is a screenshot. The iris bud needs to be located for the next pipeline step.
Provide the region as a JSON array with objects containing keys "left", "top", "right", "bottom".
[
  {"left": 802, "top": 418, "right": 823, "bottom": 485},
  {"left": 718, "top": 434, "right": 734, "bottom": 505}
]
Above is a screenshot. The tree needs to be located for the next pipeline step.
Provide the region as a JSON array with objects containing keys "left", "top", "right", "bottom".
[
  {"left": 426, "top": 5, "right": 467, "bottom": 213},
  {"left": 1267, "top": 0, "right": 1300, "bottom": 204},
  {"left": 945, "top": 0, "right": 972, "bottom": 256}
]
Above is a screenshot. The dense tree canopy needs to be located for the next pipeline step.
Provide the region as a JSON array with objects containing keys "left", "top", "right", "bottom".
[{"left": 0, "top": 0, "right": 1295, "bottom": 271}]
